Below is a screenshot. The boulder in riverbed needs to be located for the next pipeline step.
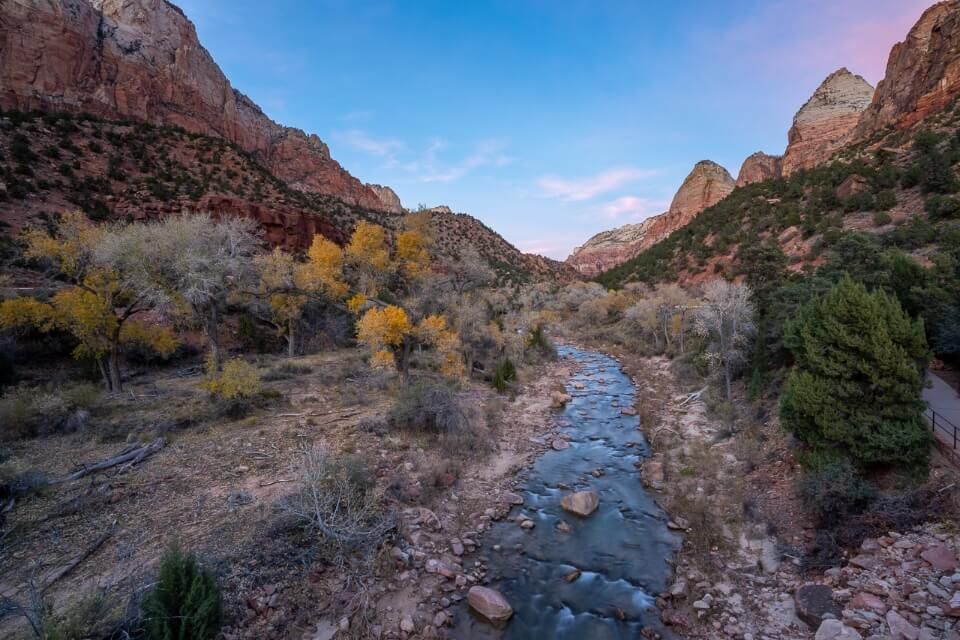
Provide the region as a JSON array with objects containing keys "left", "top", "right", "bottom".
[
  {"left": 560, "top": 491, "right": 599, "bottom": 517},
  {"left": 467, "top": 586, "right": 513, "bottom": 624}
]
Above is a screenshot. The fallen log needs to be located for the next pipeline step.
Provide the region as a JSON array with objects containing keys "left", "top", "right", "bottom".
[
  {"left": 53, "top": 438, "right": 166, "bottom": 484},
  {"left": 41, "top": 526, "right": 114, "bottom": 592},
  {"left": 677, "top": 387, "right": 707, "bottom": 407}
]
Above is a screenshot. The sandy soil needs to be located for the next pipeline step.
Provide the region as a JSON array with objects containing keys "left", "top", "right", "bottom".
[{"left": 0, "top": 348, "right": 575, "bottom": 639}]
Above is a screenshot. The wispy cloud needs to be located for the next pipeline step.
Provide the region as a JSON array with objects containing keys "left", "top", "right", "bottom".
[
  {"left": 420, "top": 139, "right": 512, "bottom": 183},
  {"left": 537, "top": 167, "right": 660, "bottom": 202},
  {"left": 597, "top": 195, "right": 669, "bottom": 220},
  {"left": 331, "top": 129, "right": 405, "bottom": 166},
  {"left": 340, "top": 110, "right": 376, "bottom": 123}
]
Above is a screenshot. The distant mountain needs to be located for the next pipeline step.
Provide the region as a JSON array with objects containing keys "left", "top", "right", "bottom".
[
  {"left": 596, "top": 0, "right": 960, "bottom": 288},
  {"left": 572, "top": 1, "right": 960, "bottom": 279},
  {"left": 566, "top": 160, "right": 735, "bottom": 276}
]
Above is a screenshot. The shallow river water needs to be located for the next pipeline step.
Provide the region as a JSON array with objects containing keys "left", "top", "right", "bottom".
[{"left": 452, "top": 346, "right": 679, "bottom": 639}]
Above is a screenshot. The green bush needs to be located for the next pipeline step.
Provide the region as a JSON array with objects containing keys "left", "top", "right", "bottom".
[
  {"left": 525, "top": 324, "right": 556, "bottom": 361},
  {"left": 492, "top": 358, "right": 517, "bottom": 392},
  {"left": 875, "top": 189, "right": 897, "bottom": 211},
  {"left": 872, "top": 210, "right": 892, "bottom": 226},
  {"left": 798, "top": 460, "right": 876, "bottom": 526},
  {"left": 925, "top": 194, "right": 960, "bottom": 220},
  {"left": 142, "top": 547, "right": 222, "bottom": 640},
  {"left": 780, "top": 277, "right": 931, "bottom": 468}
]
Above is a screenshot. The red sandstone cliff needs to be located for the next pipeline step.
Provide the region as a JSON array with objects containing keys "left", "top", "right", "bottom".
[
  {"left": 0, "top": 0, "right": 388, "bottom": 211},
  {"left": 736, "top": 152, "right": 783, "bottom": 187},
  {"left": 854, "top": 1, "right": 960, "bottom": 141}
]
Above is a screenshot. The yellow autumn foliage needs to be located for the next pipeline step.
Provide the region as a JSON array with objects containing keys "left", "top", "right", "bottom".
[
  {"left": 416, "top": 314, "right": 464, "bottom": 378},
  {"left": 356, "top": 305, "right": 412, "bottom": 350},
  {"left": 270, "top": 293, "right": 308, "bottom": 323},
  {"left": 370, "top": 349, "right": 396, "bottom": 370},
  {"left": 120, "top": 321, "right": 178, "bottom": 358},
  {"left": 346, "top": 221, "right": 391, "bottom": 272},
  {"left": 299, "top": 235, "right": 348, "bottom": 298},
  {"left": 0, "top": 296, "right": 55, "bottom": 332},
  {"left": 396, "top": 230, "right": 430, "bottom": 278},
  {"left": 21, "top": 210, "right": 103, "bottom": 279},
  {"left": 346, "top": 293, "right": 368, "bottom": 315},
  {"left": 202, "top": 357, "right": 262, "bottom": 400}
]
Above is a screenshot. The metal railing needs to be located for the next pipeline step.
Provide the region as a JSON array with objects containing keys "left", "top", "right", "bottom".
[{"left": 926, "top": 408, "right": 959, "bottom": 450}]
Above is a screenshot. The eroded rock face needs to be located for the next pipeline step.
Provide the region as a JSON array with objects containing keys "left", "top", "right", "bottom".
[
  {"left": 565, "top": 219, "right": 658, "bottom": 277},
  {"left": 782, "top": 69, "right": 874, "bottom": 175},
  {"left": 366, "top": 184, "right": 404, "bottom": 214},
  {"left": 115, "top": 195, "right": 347, "bottom": 250},
  {"left": 566, "top": 160, "right": 734, "bottom": 275},
  {"left": 854, "top": 1, "right": 960, "bottom": 141},
  {"left": 736, "top": 152, "right": 783, "bottom": 187},
  {"left": 667, "top": 160, "right": 736, "bottom": 222},
  {"left": 0, "top": 0, "right": 387, "bottom": 210}
]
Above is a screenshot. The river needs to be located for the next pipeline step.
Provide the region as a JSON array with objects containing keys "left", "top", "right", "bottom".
[{"left": 452, "top": 345, "right": 679, "bottom": 639}]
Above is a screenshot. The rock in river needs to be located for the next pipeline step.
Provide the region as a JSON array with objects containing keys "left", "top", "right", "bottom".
[
  {"left": 560, "top": 491, "right": 599, "bottom": 517},
  {"left": 467, "top": 586, "right": 513, "bottom": 624}
]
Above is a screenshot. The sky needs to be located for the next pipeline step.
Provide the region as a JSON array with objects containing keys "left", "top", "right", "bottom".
[{"left": 176, "top": 0, "right": 933, "bottom": 259}]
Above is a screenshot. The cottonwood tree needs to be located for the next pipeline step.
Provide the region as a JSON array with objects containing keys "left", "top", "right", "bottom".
[
  {"left": 0, "top": 211, "right": 175, "bottom": 391},
  {"left": 254, "top": 248, "right": 309, "bottom": 357},
  {"left": 693, "top": 280, "right": 755, "bottom": 400},
  {"left": 345, "top": 220, "right": 392, "bottom": 297},
  {"left": 112, "top": 214, "right": 261, "bottom": 371}
]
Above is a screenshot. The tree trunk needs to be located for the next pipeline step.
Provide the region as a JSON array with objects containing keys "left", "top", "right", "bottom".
[
  {"left": 96, "top": 358, "right": 111, "bottom": 392},
  {"left": 107, "top": 346, "right": 122, "bottom": 393},
  {"left": 679, "top": 309, "right": 687, "bottom": 354},
  {"left": 394, "top": 339, "right": 413, "bottom": 376},
  {"left": 206, "top": 306, "right": 222, "bottom": 371},
  {"left": 287, "top": 318, "right": 296, "bottom": 358},
  {"left": 723, "top": 360, "right": 732, "bottom": 401}
]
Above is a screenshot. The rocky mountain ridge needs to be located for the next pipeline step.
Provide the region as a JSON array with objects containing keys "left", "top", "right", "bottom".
[
  {"left": 0, "top": 0, "right": 572, "bottom": 280},
  {"left": 570, "top": 2, "right": 960, "bottom": 277},
  {"left": 567, "top": 160, "right": 735, "bottom": 276},
  {"left": 736, "top": 152, "right": 783, "bottom": 188},
  {"left": 0, "top": 0, "right": 391, "bottom": 212},
  {"left": 781, "top": 68, "right": 875, "bottom": 175},
  {"left": 855, "top": 1, "right": 960, "bottom": 140}
]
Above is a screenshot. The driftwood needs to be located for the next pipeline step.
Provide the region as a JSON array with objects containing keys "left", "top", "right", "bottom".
[
  {"left": 53, "top": 438, "right": 166, "bottom": 485},
  {"left": 678, "top": 387, "right": 707, "bottom": 407},
  {"left": 258, "top": 478, "right": 295, "bottom": 487},
  {"left": 41, "top": 526, "right": 114, "bottom": 593}
]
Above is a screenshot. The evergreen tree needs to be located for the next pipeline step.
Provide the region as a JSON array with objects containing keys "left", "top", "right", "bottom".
[
  {"left": 780, "top": 276, "right": 932, "bottom": 468},
  {"left": 142, "top": 547, "right": 222, "bottom": 640}
]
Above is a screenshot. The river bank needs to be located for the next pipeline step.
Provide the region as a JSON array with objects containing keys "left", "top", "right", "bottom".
[{"left": 599, "top": 344, "right": 960, "bottom": 640}]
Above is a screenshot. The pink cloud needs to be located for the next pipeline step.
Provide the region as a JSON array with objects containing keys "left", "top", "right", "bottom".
[
  {"left": 537, "top": 167, "right": 660, "bottom": 202},
  {"left": 598, "top": 195, "right": 669, "bottom": 220},
  {"left": 708, "top": 0, "right": 932, "bottom": 84}
]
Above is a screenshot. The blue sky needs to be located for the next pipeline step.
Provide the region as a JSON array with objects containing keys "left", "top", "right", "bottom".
[{"left": 176, "top": 0, "right": 932, "bottom": 259}]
